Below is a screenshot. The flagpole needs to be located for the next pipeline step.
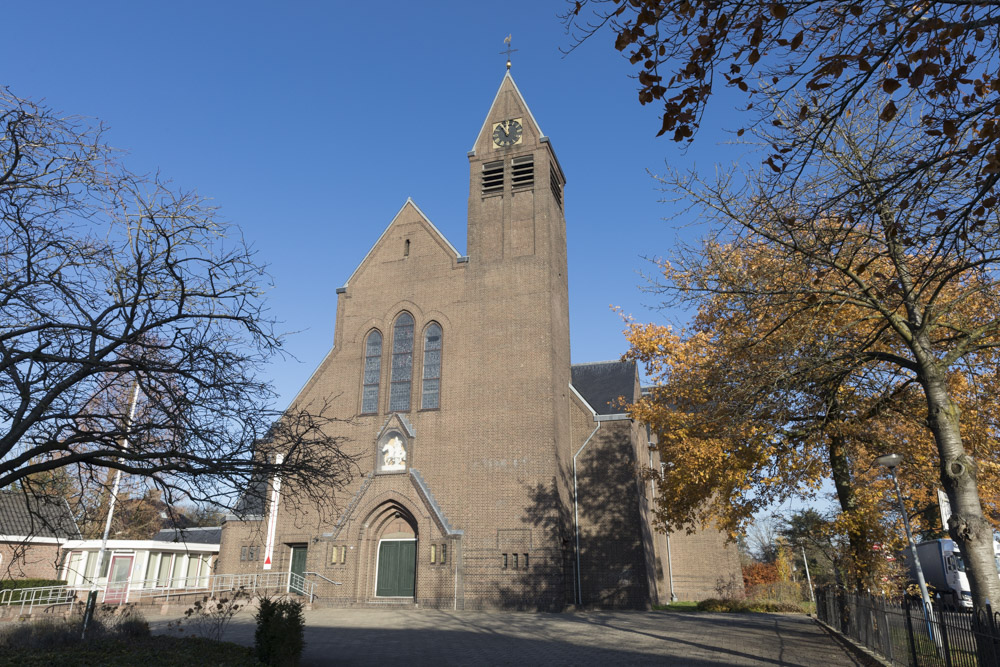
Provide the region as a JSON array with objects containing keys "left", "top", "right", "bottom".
[{"left": 81, "top": 381, "right": 140, "bottom": 637}]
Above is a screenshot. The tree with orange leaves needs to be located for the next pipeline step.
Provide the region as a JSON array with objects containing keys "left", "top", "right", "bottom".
[{"left": 626, "top": 98, "right": 1000, "bottom": 606}]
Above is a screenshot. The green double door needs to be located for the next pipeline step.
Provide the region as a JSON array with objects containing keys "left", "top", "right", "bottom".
[{"left": 375, "top": 540, "right": 416, "bottom": 597}]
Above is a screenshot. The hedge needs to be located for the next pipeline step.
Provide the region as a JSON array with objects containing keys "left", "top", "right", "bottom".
[{"left": 0, "top": 579, "right": 67, "bottom": 591}]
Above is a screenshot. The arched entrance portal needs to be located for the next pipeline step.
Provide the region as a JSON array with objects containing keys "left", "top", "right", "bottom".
[{"left": 369, "top": 504, "right": 417, "bottom": 599}]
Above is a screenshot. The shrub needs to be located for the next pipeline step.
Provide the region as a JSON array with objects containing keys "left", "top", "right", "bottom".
[
  {"left": 0, "top": 617, "right": 80, "bottom": 650},
  {"left": 0, "top": 579, "right": 67, "bottom": 590},
  {"left": 96, "top": 603, "right": 150, "bottom": 639},
  {"left": 742, "top": 562, "right": 779, "bottom": 589},
  {"left": 170, "top": 588, "right": 249, "bottom": 642},
  {"left": 695, "top": 597, "right": 806, "bottom": 613},
  {"left": 714, "top": 573, "right": 746, "bottom": 600},
  {"left": 746, "top": 580, "right": 805, "bottom": 604},
  {"left": 254, "top": 596, "right": 304, "bottom": 666}
]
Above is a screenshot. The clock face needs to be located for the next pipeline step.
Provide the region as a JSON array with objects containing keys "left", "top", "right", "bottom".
[{"left": 492, "top": 118, "right": 523, "bottom": 147}]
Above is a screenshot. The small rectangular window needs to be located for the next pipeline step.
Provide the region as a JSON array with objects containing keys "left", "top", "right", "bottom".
[
  {"left": 523, "top": 553, "right": 529, "bottom": 569},
  {"left": 512, "top": 155, "right": 534, "bottom": 190},
  {"left": 440, "top": 544, "right": 447, "bottom": 564},
  {"left": 430, "top": 544, "right": 437, "bottom": 564},
  {"left": 341, "top": 546, "right": 347, "bottom": 564},
  {"left": 240, "top": 546, "right": 248, "bottom": 562},
  {"left": 482, "top": 161, "right": 504, "bottom": 196},
  {"left": 512, "top": 553, "right": 519, "bottom": 569},
  {"left": 502, "top": 553, "right": 508, "bottom": 569}
]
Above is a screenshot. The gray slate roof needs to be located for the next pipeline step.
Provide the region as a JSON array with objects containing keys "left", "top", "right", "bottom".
[
  {"left": 0, "top": 491, "right": 81, "bottom": 540},
  {"left": 152, "top": 526, "right": 222, "bottom": 545},
  {"left": 571, "top": 360, "right": 637, "bottom": 415},
  {"left": 233, "top": 472, "right": 267, "bottom": 516}
]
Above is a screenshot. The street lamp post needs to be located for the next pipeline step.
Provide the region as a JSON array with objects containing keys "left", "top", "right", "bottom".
[{"left": 875, "top": 453, "right": 943, "bottom": 654}]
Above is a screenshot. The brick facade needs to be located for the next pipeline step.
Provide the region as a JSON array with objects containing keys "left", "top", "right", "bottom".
[
  {"left": 1, "top": 541, "right": 62, "bottom": 580},
  {"left": 216, "top": 72, "right": 741, "bottom": 609}
]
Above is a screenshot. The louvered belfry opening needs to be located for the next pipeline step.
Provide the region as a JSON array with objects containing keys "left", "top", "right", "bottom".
[
  {"left": 481, "top": 160, "right": 503, "bottom": 196},
  {"left": 550, "top": 163, "right": 562, "bottom": 209},
  {"left": 511, "top": 155, "right": 534, "bottom": 190}
]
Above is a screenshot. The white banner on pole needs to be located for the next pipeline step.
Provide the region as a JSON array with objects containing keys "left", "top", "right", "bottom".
[
  {"left": 262, "top": 453, "right": 283, "bottom": 570},
  {"left": 938, "top": 488, "right": 952, "bottom": 533}
]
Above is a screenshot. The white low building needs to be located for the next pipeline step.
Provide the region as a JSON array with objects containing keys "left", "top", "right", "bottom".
[{"left": 59, "top": 527, "right": 220, "bottom": 604}]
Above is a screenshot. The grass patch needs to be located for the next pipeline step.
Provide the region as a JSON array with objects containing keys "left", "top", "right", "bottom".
[
  {"left": 653, "top": 600, "right": 699, "bottom": 611},
  {"left": 0, "top": 635, "right": 259, "bottom": 666}
]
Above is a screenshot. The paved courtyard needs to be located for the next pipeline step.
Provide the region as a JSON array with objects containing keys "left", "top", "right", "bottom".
[{"left": 153, "top": 607, "right": 866, "bottom": 666}]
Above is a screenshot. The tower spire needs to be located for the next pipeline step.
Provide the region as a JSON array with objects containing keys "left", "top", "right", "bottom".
[{"left": 501, "top": 34, "right": 517, "bottom": 70}]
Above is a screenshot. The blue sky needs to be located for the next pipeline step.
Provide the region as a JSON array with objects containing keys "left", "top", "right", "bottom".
[{"left": 4, "top": 1, "right": 749, "bottom": 408}]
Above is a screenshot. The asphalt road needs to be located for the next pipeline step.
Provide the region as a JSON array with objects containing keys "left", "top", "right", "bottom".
[{"left": 153, "top": 607, "right": 867, "bottom": 666}]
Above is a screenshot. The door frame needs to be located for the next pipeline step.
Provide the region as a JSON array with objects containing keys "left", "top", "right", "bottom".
[
  {"left": 374, "top": 538, "right": 417, "bottom": 598},
  {"left": 103, "top": 553, "right": 134, "bottom": 604},
  {"left": 288, "top": 544, "right": 308, "bottom": 595}
]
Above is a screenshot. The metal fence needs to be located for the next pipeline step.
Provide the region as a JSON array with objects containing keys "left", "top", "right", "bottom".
[
  {"left": 0, "top": 571, "right": 316, "bottom": 614},
  {"left": 816, "top": 588, "right": 1000, "bottom": 666}
]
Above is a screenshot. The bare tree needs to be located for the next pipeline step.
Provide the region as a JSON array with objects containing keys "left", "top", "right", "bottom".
[{"left": 0, "top": 88, "right": 358, "bottom": 524}]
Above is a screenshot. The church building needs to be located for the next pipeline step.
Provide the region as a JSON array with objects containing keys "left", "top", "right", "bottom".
[{"left": 216, "top": 71, "right": 741, "bottom": 609}]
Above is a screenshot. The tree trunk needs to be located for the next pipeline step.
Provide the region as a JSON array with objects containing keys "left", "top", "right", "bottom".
[
  {"left": 829, "top": 433, "right": 871, "bottom": 593},
  {"left": 919, "top": 359, "right": 1000, "bottom": 610}
]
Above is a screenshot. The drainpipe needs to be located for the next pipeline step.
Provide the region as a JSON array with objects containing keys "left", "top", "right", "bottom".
[
  {"left": 453, "top": 539, "right": 459, "bottom": 611},
  {"left": 666, "top": 532, "right": 677, "bottom": 602},
  {"left": 573, "top": 422, "right": 601, "bottom": 608}
]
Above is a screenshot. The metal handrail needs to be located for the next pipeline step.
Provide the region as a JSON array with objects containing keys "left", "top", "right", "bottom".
[
  {"left": 304, "top": 571, "right": 343, "bottom": 587},
  {"left": 0, "top": 584, "right": 77, "bottom": 614},
  {"left": 1, "top": 571, "right": 316, "bottom": 610}
]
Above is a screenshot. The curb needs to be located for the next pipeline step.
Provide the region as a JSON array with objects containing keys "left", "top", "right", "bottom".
[{"left": 812, "top": 615, "right": 892, "bottom": 667}]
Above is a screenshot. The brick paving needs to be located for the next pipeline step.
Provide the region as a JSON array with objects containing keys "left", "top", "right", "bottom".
[{"left": 153, "top": 608, "right": 865, "bottom": 666}]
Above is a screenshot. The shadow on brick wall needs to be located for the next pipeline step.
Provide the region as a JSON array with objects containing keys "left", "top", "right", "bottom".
[{"left": 488, "top": 426, "right": 650, "bottom": 610}]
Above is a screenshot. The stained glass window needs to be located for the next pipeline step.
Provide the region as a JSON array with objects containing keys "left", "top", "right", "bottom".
[
  {"left": 389, "top": 313, "right": 414, "bottom": 412},
  {"left": 361, "top": 330, "right": 382, "bottom": 414},
  {"left": 421, "top": 323, "right": 442, "bottom": 410}
]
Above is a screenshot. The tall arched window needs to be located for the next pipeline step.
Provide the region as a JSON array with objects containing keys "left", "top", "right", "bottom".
[
  {"left": 421, "top": 323, "right": 442, "bottom": 410},
  {"left": 389, "top": 312, "right": 414, "bottom": 412},
  {"left": 361, "top": 330, "right": 382, "bottom": 414}
]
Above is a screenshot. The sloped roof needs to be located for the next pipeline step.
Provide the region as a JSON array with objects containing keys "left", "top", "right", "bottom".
[
  {"left": 0, "top": 491, "right": 81, "bottom": 540},
  {"left": 233, "top": 471, "right": 267, "bottom": 517},
  {"left": 152, "top": 526, "right": 222, "bottom": 545},
  {"left": 570, "top": 360, "right": 637, "bottom": 416}
]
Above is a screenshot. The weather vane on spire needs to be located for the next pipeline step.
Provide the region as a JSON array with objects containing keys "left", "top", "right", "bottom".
[{"left": 501, "top": 34, "right": 518, "bottom": 70}]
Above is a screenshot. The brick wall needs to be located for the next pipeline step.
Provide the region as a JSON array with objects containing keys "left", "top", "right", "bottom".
[{"left": 0, "top": 541, "right": 62, "bottom": 581}]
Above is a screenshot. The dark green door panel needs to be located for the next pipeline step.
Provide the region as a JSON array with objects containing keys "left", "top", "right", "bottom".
[
  {"left": 290, "top": 546, "right": 308, "bottom": 595},
  {"left": 376, "top": 540, "right": 416, "bottom": 597}
]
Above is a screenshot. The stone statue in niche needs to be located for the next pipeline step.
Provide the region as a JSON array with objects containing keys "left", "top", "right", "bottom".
[{"left": 381, "top": 436, "right": 406, "bottom": 471}]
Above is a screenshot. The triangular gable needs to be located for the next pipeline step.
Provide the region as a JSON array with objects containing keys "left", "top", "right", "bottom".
[
  {"left": 341, "top": 198, "right": 462, "bottom": 290},
  {"left": 470, "top": 71, "right": 545, "bottom": 153}
]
